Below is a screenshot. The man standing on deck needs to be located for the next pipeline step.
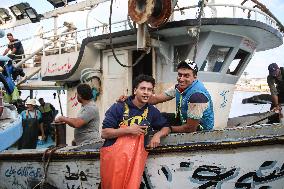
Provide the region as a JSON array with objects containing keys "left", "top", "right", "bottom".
[
  {"left": 267, "top": 63, "right": 284, "bottom": 123},
  {"left": 18, "top": 99, "right": 45, "bottom": 149},
  {"left": 100, "top": 74, "right": 170, "bottom": 189},
  {"left": 54, "top": 83, "right": 100, "bottom": 145},
  {"left": 149, "top": 59, "right": 214, "bottom": 133},
  {"left": 2, "top": 33, "right": 25, "bottom": 62},
  {"left": 38, "top": 98, "right": 57, "bottom": 141}
]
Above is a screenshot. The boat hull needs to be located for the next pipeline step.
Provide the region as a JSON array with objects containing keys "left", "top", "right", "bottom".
[
  {"left": 0, "top": 115, "right": 22, "bottom": 152},
  {"left": 0, "top": 124, "right": 284, "bottom": 189}
]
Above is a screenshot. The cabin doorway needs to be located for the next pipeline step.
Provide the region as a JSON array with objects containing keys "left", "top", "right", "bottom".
[{"left": 132, "top": 49, "right": 153, "bottom": 84}]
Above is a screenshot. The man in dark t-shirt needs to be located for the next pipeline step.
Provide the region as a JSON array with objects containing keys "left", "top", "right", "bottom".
[
  {"left": 267, "top": 63, "right": 284, "bottom": 123},
  {"left": 3, "top": 33, "right": 25, "bottom": 62}
]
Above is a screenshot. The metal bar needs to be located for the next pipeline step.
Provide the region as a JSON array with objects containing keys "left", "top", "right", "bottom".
[{"left": 16, "top": 67, "right": 41, "bottom": 86}]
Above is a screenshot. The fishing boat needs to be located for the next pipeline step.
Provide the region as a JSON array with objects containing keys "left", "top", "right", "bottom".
[{"left": 0, "top": 0, "right": 284, "bottom": 188}]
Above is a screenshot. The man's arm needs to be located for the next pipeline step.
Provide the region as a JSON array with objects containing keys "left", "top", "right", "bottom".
[
  {"left": 271, "top": 95, "right": 279, "bottom": 106},
  {"left": 2, "top": 48, "right": 9, "bottom": 56},
  {"left": 171, "top": 118, "right": 200, "bottom": 133},
  {"left": 55, "top": 116, "right": 86, "bottom": 128},
  {"left": 39, "top": 122, "right": 46, "bottom": 140},
  {"left": 148, "top": 127, "right": 171, "bottom": 148},
  {"left": 101, "top": 124, "right": 147, "bottom": 139},
  {"left": 148, "top": 93, "right": 173, "bottom": 105}
]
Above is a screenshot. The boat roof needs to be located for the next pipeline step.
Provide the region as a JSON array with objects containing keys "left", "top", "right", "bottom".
[{"left": 85, "top": 18, "right": 283, "bottom": 52}]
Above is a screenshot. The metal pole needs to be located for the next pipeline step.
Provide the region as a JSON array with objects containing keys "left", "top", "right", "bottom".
[{"left": 57, "top": 90, "right": 63, "bottom": 116}]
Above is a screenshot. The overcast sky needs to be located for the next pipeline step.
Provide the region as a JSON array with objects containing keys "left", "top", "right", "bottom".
[{"left": 0, "top": 0, "right": 283, "bottom": 78}]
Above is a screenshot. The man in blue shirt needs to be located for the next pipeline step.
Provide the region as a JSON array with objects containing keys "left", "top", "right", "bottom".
[{"left": 148, "top": 59, "right": 214, "bottom": 133}]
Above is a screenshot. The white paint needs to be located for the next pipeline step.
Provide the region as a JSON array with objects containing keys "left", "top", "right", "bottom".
[
  {"left": 0, "top": 144, "right": 283, "bottom": 189},
  {"left": 204, "top": 82, "right": 235, "bottom": 129}
]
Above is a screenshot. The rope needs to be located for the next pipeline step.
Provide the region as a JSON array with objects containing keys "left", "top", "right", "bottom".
[
  {"left": 32, "top": 146, "right": 64, "bottom": 189},
  {"left": 193, "top": 0, "right": 205, "bottom": 62},
  {"left": 108, "top": 0, "right": 150, "bottom": 68}
]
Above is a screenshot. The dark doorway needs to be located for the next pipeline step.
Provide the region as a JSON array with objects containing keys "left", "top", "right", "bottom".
[{"left": 132, "top": 50, "right": 153, "bottom": 82}]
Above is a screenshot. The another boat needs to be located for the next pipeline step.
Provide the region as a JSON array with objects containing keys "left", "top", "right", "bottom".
[
  {"left": 0, "top": 0, "right": 283, "bottom": 188},
  {"left": 0, "top": 104, "right": 22, "bottom": 152}
]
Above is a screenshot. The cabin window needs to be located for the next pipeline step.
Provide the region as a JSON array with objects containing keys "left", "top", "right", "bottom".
[
  {"left": 227, "top": 49, "right": 250, "bottom": 75},
  {"left": 200, "top": 45, "right": 232, "bottom": 72},
  {"left": 173, "top": 44, "right": 194, "bottom": 72}
]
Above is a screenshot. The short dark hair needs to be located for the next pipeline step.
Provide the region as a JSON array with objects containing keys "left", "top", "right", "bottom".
[
  {"left": 38, "top": 98, "right": 44, "bottom": 102},
  {"left": 77, "top": 83, "right": 93, "bottom": 100},
  {"left": 6, "top": 33, "right": 13, "bottom": 37},
  {"left": 133, "top": 74, "right": 155, "bottom": 89}
]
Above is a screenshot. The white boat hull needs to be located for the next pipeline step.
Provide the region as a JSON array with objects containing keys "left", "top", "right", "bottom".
[{"left": 1, "top": 124, "right": 284, "bottom": 189}]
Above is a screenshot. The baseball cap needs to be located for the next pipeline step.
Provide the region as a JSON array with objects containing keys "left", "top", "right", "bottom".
[
  {"left": 177, "top": 59, "right": 198, "bottom": 72},
  {"left": 268, "top": 63, "right": 279, "bottom": 77}
]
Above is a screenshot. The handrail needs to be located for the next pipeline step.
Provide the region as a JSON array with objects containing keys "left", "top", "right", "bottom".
[
  {"left": 15, "top": 42, "right": 52, "bottom": 68},
  {"left": 174, "top": 3, "right": 282, "bottom": 33}
]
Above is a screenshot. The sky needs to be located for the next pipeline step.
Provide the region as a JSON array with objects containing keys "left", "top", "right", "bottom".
[{"left": 0, "top": 0, "right": 283, "bottom": 78}]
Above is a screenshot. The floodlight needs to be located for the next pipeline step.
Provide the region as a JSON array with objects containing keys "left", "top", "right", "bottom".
[
  {"left": 9, "top": 2, "right": 30, "bottom": 20},
  {"left": 47, "top": 0, "right": 77, "bottom": 8},
  {"left": 0, "top": 8, "right": 12, "bottom": 22},
  {"left": 25, "top": 7, "right": 42, "bottom": 23}
]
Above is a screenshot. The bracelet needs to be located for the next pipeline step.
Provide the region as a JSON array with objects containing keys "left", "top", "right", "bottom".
[{"left": 169, "top": 126, "right": 173, "bottom": 133}]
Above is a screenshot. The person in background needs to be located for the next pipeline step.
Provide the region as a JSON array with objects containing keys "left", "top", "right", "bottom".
[
  {"left": 267, "top": 63, "right": 284, "bottom": 123},
  {"left": 2, "top": 33, "right": 25, "bottom": 62},
  {"left": 18, "top": 99, "right": 45, "bottom": 149},
  {"left": 38, "top": 98, "right": 57, "bottom": 141},
  {"left": 100, "top": 74, "right": 170, "bottom": 189},
  {"left": 54, "top": 83, "right": 100, "bottom": 145}
]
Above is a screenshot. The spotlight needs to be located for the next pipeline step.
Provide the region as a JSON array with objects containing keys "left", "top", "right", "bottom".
[
  {"left": 47, "top": 0, "right": 77, "bottom": 8},
  {"left": 25, "top": 7, "right": 42, "bottom": 23},
  {"left": 9, "top": 2, "right": 30, "bottom": 20},
  {"left": 0, "top": 8, "right": 12, "bottom": 22}
]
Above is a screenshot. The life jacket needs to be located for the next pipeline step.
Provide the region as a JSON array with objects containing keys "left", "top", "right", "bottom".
[
  {"left": 175, "top": 80, "right": 214, "bottom": 130},
  {"left": 39, "top": 103, "right": 52, "bottom": 113},
  {"left": 100, "top": 103, "right": 149, "bottom": 189}
]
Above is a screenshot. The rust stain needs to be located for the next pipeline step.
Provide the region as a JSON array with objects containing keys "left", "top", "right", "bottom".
[{"left": 128, "top": 0, "right": 155, "bottom": 24}]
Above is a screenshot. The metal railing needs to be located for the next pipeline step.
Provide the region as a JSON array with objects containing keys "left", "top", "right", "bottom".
[
  {"left": 40, "top": 2, "right": 282, "bottom": 56},
  {"left": 173, "top": 3, "right": 280, "bottom": 32}
]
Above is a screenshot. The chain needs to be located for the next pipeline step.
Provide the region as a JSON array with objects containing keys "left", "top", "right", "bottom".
[{"left": 193, "top": 0, "right": 205, "bottom": 62}]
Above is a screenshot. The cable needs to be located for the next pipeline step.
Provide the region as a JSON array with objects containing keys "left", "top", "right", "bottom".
[{"left": 108, "top": 0, "right": 150, "bottom": 68}]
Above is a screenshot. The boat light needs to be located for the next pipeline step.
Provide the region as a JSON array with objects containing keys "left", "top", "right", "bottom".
[
  {"left": 9, "top": 2, "right": 30, "bottom": 20},
  {"left": 0, "top": 8, "right": 12, "bottom": 23},
  {"left": 24, "top": 7, "right": 42, "bottom": 23},
  {"left": 47, "top": 0, "right": 77, "bottom": 8}
]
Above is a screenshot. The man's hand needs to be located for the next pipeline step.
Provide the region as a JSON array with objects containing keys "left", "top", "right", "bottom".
[
  {"left": 126, "top": 124, "right": 147, "bottom": 135},
  {"left": 148, "top": 134, "right": 161, "bottom": 148},
  {"left": 272, "top": 105, "right": 281, "bottom": 113},
  {"left": 54, "top": 116, "right": 65, "bottom": 123},
  {"left": 116, "top": 95, "right": 128, "bottom": 102}
]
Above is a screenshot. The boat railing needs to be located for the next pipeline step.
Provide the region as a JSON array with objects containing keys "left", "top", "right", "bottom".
[
  {"left": 173, "top": 3, "right": 280, "bottom": 32},
  {"left": 42, "top": 19, "right": 131, "bottom": 56},
  {"left": 40, "top": 2, "right": 282, "bottom": 57}
]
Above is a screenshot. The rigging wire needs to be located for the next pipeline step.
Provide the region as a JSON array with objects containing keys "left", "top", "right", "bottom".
[{"left": 108, "top": 0, "right": 149, "bottom": 68}]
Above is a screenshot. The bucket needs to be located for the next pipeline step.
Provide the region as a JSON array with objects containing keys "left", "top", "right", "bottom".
[{"left": 51, "top": 122, "right": 66, "bottom": 146}]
